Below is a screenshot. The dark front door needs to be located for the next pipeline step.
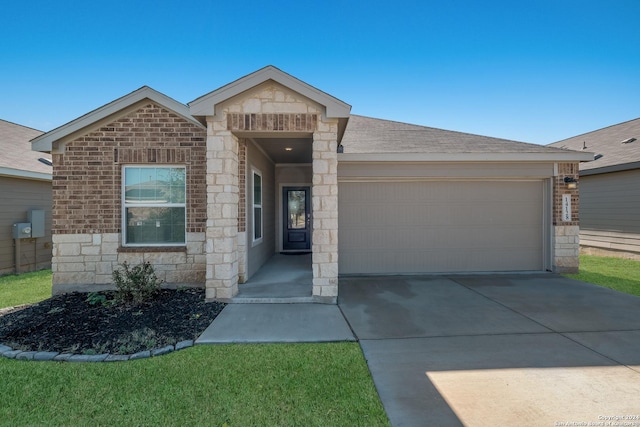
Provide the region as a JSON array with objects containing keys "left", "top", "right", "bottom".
[{"left": 282, "top": 186, "right": 311, "bottom": 251}]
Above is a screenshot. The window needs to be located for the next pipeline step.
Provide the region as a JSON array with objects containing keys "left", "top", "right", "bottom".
[
  {"left": 123, "top": 166, "right": 186, "bottom": 246},
  {"left": 252, "top": 169, "right": 262, "bottom": 243}
]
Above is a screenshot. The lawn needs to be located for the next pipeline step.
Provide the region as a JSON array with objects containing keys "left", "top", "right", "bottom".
[
  {"left": 566, "top": 254, "right": 640, "bottom": 297},
  {"left": 0, "top": 343, "right": 388, "bottom": 426},
  {"left": 0, "top": 270, "right": 389, "bottom": 426},
  {"left": 0, "top": 269, "right": 52, "bottom": 308}
]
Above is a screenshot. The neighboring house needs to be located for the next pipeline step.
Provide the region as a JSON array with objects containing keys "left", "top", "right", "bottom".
[
  {"left": 0, "top": 119, "right": 52, "bottom": 275},
  {"left": 549, "top": 118, "right": 640, "bottom": 258},
  {"left": 31, "top": 66, "right": 591, "bottom": 302}
]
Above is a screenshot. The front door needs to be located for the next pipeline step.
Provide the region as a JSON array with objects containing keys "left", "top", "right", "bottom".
[{"left": 282, "top": 186, "right": 311, "bottom": 251}]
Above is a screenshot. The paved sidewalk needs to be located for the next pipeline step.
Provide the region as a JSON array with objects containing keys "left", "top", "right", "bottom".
[{"left": 196, "top": 303, "right": 355, "bottom": 343}]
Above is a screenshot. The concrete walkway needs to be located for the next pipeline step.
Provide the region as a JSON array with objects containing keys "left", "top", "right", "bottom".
[
  {"left": 196, "top": 273, "right": 640, "bottom": 426},
  {"left": 339, "top": 274, "right": 640, "bottom": 427}
]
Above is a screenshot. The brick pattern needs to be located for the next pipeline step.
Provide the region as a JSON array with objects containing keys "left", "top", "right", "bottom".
[
  {"left": 552, "top": 162, "right": 580, "bottom": 273},
  {"left": 553, "top": 162, "right": 579, "bottom": 226},
  {"left": 238, "top": 139, "right": 247, "bottom": 233},
  {"left": 52, "top": 103, "right": 207, "bottom": 235},
  {"left": 227, "top": 113, "right": 318, "bottom": 132}
]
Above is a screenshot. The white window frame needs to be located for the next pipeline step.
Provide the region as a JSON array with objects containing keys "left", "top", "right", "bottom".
[
  {"left": 121, "top": 165, "right": 187, "bottom": 247},
  {"left": 252, "top": 168, "right": 263, "bottom": 245}
]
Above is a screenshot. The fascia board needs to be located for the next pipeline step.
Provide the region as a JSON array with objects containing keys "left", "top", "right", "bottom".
[
  {"left": 31, "top": 87, "right": 203, "bottom": 152},
  {"left": 0, "top": 167, "right": 52, "bottom": 181},
  {"left": 580, "top": 161, "right": 640, "bottom": 176},
  {"left": 188, "top": 66, "right": 351, "bottom": 118},
  {"left": 338, "top": 151, "right": 595, "bottom": 162}
]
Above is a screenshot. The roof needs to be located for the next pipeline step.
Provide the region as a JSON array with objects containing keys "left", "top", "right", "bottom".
[
  {"left": 0, "top": 119, "right": 50, "bottom": 181},
  {"left": 548, "top": 117, "right": 640, "bottom": 175},
  {"left": 339, "top": 115, "right": 593, "bottom": 162},
  {"left": 31, "top": 86, "right": 204, "bottom": 153}
]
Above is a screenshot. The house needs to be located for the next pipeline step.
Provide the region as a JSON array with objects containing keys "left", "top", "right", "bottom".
[
  {"left": 549, "top": 118, "right": 640, "bottom": 258},
  {"left": 31, "top": 66, "right": 592, "bottom": 302},
  {"left": 0, "top": 119, "right": 52, "bottom": 275}
]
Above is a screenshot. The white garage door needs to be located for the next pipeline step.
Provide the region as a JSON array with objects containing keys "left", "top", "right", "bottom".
[{"left": 338, "top": 180, "right": 545, "bottom": 274}]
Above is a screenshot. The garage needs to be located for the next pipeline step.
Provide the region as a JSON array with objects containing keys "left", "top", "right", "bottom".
[{"left": 338, "top": 180, "right": 547, "bottom": 274}]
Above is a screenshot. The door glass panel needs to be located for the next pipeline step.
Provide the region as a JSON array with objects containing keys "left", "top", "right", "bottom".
[{"left": 287, "top": 190, "right": 306, "bottom": 229}]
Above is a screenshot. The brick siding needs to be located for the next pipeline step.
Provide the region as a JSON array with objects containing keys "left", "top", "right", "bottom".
[
  {"left": 52, "top": 103, "right": 207, "bottom": 236},
  {"left": 553, "top": 162, "right": 580, "bottom": 225}
]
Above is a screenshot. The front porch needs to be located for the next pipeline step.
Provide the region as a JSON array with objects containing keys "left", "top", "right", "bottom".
[
  {"left": 224, "top": 253, "right": 314, "bottom": 303},
  {"left": 188, "top": 67, "right": 351, "bottom": 302}
]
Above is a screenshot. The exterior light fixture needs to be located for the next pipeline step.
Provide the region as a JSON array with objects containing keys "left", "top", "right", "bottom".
[
  {"left": 285, "top": 147, "right": 293, "bottom": 151},
  {"left": 564, "top": 176, "right": 578, "bottom": 189},
  {"left": 621, "top": 137, "right": 636, "bottom": 144}
]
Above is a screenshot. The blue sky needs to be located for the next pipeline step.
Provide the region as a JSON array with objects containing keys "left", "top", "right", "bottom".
[{"left": 1, "top": 0, "right": 638, "bottom": 145}]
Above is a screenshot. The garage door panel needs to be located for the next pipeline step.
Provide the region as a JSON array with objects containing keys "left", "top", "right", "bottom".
[{"left": 338, "top": 181, "right": 545, "bottom": 274}]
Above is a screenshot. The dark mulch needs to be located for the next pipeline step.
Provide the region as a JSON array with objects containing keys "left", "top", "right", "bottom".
[{"left": 0, "top": 289, "right": 225, "bottom": 355}]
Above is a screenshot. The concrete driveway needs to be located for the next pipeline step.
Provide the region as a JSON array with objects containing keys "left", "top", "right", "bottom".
[{"left": 339, "top": 274, "right": 640, "bottom": 427}]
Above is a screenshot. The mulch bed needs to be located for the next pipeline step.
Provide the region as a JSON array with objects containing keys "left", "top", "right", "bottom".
[{"left": 0, "top": 289, "right": 225, "bottom": 355}]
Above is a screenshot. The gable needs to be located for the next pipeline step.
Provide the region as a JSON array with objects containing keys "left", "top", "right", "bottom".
[
  {"left": 188, "top": 65, "right": 351, "bottom": 120},
  {"left": 31, "top": 87, "right": 204, "bottom": 154}
]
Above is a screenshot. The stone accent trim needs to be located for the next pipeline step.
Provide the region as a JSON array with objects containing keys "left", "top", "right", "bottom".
[
  {"left": 311, "top": 122, "right": 340, "bottom": 300},
  {"left": 51, "top": 232, "right": 206, "bottom": 291},
  {"left": 554, "top": 225, "right": 579, "bottom": 273},
  {"left": 205, "top": 118, "right": 239, "bottom": 300},
  {"left": 227, "top": 113, "right": 318, "bottom": 132}
]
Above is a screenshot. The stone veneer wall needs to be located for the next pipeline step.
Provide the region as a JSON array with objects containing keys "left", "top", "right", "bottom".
[
  {"left": 553, "top": 162, "right": 580, "bottom": 273},
  {"left": 52, "top": 232, "right": 206, "bottom": 294},
  {"left": 205, "top": 83, "right": 339, "bottom": 301},
  {"left": 51, "top": 103, "right": 207, "bottom": 291}
]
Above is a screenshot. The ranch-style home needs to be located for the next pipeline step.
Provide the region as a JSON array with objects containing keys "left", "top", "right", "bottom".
[{"left": 31, "top": 66, "right": 592, "bottom": 303}]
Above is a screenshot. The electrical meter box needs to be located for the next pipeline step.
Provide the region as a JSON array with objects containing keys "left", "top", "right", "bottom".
[
  {"left": 13, "top": 223, "right": 32, "bottom": 239},
  {"left": 28, "top": 210, "right": 45, "bottom": 238}
]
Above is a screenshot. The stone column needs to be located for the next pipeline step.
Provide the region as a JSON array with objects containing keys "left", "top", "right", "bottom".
[
  {"left": 205, "top": 117, "right": 239, "bottom": 300},
  {"left": 311, "top": 120, "right": 339, "bottom": 302}
]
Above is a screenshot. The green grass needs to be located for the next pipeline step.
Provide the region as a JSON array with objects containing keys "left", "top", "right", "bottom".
[
  {"left": 566, "top": 254, "right": 640, "bottom": 297},
  {"left": 0, "top": 269, "right": 52, "bottom": 308},
  {"left": 0, "top": 343, "right": 388, "bottom": 427}
]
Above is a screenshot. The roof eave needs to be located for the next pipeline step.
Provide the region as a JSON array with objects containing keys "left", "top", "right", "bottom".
[
  {"left": 581, "top": 161, "right": 640, "bottom": 176},
  {"left": 0, "top": 167, "right": 52, "bottom": 181},
  {"left": 31, "top": 87, "right": 204, "bottom": 152},
  {"left": 338, "top": 152, "right": 595, "bottom": 162}
]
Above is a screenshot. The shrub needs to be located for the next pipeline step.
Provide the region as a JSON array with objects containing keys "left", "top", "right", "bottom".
[{"left": 112, "top": 262, "right": 162, "bottom": 304}]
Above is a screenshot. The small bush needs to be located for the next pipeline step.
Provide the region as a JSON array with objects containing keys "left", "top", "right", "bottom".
[{"left": 112, "top": 262, "right": 162, "bottom": 304}]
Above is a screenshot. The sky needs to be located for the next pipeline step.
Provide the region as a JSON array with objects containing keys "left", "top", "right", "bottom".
[{"left": 1, "top": 0, "right": 639, "bottom": 145}]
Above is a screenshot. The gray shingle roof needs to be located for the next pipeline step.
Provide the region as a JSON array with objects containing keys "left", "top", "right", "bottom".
[
  {"left": 548, "top": 117, "right": 640, "bottom": 173},
  {"left": 0, "top": 119, "right": 49, "bottom": 176},
  {"left": 342, "top": 115, "right": 572, "bottom": 154}
]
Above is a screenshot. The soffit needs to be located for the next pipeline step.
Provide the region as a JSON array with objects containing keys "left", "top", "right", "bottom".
[{"left": 251, "top": 137, "right": 312, "bottom": 164}]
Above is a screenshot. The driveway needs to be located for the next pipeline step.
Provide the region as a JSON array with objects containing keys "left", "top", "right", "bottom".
[{"left": 339, "top": 274, "right": 640, "bottom": 427}]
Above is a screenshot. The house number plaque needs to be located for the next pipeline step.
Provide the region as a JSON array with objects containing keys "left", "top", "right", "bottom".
[{"left": 562, "top": 194, "right": 571, "bottom": 222}]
